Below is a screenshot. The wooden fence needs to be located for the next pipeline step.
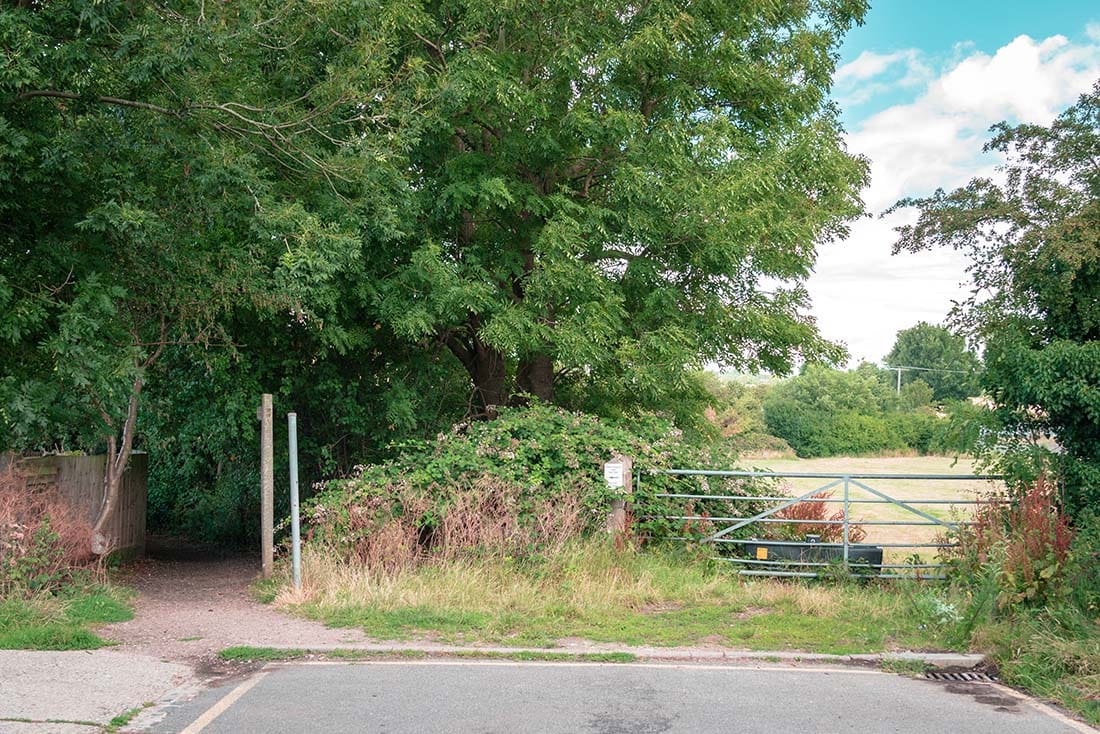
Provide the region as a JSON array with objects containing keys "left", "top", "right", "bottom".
[{"left": 5, "top": 452, "right": 147, "bottom": 557}]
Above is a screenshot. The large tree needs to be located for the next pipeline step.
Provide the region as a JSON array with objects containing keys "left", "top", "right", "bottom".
[
  {"left": 885, "top": 322, "right": 981, "bottom": 401},
  {"left": 0, "top": 1, "right": 377, "bottom": 550},
  {"left": 367, "top": 0, "right": 870, "bottom": 414},
  {"left": 892, "top": 81, "right": 1100, "bottom": 515}
]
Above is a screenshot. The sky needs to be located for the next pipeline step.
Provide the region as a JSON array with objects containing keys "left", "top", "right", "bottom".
[{"left": 810, "top": 1, "right": 1100, "bottom": 366}]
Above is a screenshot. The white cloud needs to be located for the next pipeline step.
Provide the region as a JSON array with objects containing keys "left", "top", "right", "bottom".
[
  {"left": 835, "top": 50, "right": 916, "bottom": 83},
  {"left": 813, "top": 32, "right": 1100, "bottom": 365},
  {"left": 833, "top": 49, "right": 932, "bottom": 107}
]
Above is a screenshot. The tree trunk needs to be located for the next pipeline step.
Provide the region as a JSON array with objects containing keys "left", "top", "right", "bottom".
[
  {"left": 91, "top": 376, "right": 143, "bottom": 555},
  {"left": 470, "top": 341, "right": 507, "bottom": 417},
  {"left": 445, "top": 327, "right": 508, "bottom": 418},
  {"left": 516, "top": 354, "right": 554, "bottom": 403}
]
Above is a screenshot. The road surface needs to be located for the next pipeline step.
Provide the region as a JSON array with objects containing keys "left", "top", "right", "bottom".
[{"left": 149, "top": 660, "right": 1093, "bottom": 734}]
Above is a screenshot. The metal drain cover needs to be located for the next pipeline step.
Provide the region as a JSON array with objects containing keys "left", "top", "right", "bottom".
[{"left": 925, "top": 671, "right": 997, "bottom": 683}]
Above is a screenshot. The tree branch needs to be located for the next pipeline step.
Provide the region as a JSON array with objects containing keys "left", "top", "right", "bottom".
[{"left": 15, "top": 90, "right": 181, "bottom": 117}]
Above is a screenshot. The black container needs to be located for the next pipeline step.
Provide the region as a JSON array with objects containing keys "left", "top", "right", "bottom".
[{"left": 743, "top": 540, "right": 884, "bottom": 568}]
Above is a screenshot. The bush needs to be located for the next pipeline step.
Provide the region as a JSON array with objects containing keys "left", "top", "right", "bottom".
[
  {"left": 0, "top": 466, "right": 97, "bottom": 598},
  {"left": 766, "top": 491, "right": 867, "bottom": 544},
  {"left": 306, "top": 405, "right": 768, "bottom": 570},
  {"left": 1066, "top": 511, "right": 1100, "bottom": 620},
  {"left": 945, "top": 476, "right": 1074, "bottom": 610}
]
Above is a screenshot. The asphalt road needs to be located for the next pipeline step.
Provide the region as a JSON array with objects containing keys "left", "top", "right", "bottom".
[{"left": 151, "top": 660, "right": 1092, "bottom": 734}]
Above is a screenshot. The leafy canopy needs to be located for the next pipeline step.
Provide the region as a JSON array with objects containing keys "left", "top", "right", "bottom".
[
  {"left": 362, "top": 0, "right": 870, "bottom": 411},
  {"left": 892, "top": 81, "right": 1100, "bottom": 515},
  {"left": 885, "top": 322, "right": 981, "bottom": 402}
]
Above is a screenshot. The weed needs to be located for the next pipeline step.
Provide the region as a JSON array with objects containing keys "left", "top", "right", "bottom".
[
  {"left": 106, "top": 703, "right": 151, "bottom": 733},
  {"left": 881, "top": 658, "right": 931, "bottom": 677},
  {"left": 0, "top": 465, "right": 100, "bottom": 597},
  {"left": 0, "top": 587, "right": 130, "bottom": 650},
  {"left": 769, "top": 490, "right": 866, "bottom": 544}
]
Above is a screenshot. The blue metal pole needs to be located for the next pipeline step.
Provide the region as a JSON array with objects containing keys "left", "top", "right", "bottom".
[{"left": 288, "top": 412, "right": 301, "bottom": 591}]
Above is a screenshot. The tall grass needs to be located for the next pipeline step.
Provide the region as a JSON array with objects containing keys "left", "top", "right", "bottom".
[{"left": 278, "top": 539, "right": 944, "bottom": 652}]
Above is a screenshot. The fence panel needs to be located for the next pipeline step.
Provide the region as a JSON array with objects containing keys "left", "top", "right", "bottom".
[{"left": 5, "top": 452, "right": 147, "bottom": 557}]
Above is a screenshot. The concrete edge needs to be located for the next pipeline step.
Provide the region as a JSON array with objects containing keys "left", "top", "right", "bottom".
[{"left": 233, "top": 642, "right": 985, "bottom": 668}]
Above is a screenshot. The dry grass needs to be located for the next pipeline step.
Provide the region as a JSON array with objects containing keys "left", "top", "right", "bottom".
[
  {"left": 278, "top": 540, "right": 727, "bottom": 614},
  {"left": 275, "top": 539, "right": 942, "bottom": 653},
  {"left": 324, "top": 475, "right": 587, "bottom": 574}
]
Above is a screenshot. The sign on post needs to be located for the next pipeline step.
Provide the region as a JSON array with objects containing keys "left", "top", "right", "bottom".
[
  {"left": 603, "top": 461, "right": 625, "bottom": 489},
  {"left": 603, "top": 455, "right": 633, "bottom": 535}
]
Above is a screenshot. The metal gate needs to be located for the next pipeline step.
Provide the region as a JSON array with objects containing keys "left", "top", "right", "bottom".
[{"left": 641, "top": 468, "right": 1003, "bottom": 580}]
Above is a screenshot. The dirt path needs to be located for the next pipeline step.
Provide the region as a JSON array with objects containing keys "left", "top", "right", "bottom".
[{"left": 100, "top": 543, "right": 367, "bottom": 667}]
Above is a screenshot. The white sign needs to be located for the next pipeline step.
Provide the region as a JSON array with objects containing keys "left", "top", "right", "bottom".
[{"left": 603, "top": 462, "right": 625, "bottom": 489}]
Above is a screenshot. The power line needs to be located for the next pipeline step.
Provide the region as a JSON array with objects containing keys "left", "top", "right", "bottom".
[{"left": 883, "top": 364, "right": 976, "bottom": 395}]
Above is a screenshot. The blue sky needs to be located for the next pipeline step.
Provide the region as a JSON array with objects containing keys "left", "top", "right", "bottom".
[
  {"left": 837, "top": 2, "right": 1100, "bottom": 122},
  {"left": 806, "top": 1, "right": 1100, "bottom": 365}
]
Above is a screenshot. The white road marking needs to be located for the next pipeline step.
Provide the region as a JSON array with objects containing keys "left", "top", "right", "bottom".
[
  {"left": 989, "top": 682, "right": 1100, "bottom": 734},
  {"left": 178, "top": 671, "right": 268, "bottom": 734}
]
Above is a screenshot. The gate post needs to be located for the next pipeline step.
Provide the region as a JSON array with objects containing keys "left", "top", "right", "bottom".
[
  {"left": 842, "top": 475, "right": 850, "bottom": 574},
  {"left": 603, "top": 455, "right": 633, "bottom": 535}
]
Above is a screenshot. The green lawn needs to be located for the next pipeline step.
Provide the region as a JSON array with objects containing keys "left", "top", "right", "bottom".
[{"left": 0, "top": 586, "right": 132, "bottom": 650}]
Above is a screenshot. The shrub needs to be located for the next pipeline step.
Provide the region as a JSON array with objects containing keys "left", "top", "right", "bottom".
[
  {"left": 0, "top": 466, "right": 96, "bottom": 598},
  {"left": 1066, "top": 511, "right": 1100, "bottom": 620},
  {"left": 766, "top": 491, "right": 867, "bottom": 544},
  {"left": 306, "top": 405, "right": 769, "bottom": 571}
]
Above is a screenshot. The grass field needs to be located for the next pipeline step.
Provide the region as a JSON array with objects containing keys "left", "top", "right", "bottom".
[{"left": 721, "top": 455, "right": 1004, "bottom": 563}]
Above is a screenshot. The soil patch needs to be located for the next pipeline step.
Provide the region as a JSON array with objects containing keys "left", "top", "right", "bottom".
[{"left": 100, "top": 539, "right": 367, "bottom": 667}]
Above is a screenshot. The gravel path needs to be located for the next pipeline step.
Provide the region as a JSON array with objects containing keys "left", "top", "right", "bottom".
[{"left": 100, "top": 550, "right": 367, "bottom": 666}]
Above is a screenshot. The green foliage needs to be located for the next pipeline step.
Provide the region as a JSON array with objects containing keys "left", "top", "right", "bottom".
[
  {"left": 2, "top": 0, "right": 872, "bottom": 545},
  {"left": 1066, "top": 511, "right": 1100, "bottom": 621},
  {"left": 364, "top": 0, "right": 869, "bottom": 412},
  {"left": 760, "top": 364, "right": 945, "bottom": 457},
  {"left": 885, "top": 323, "right": 981, "bottom": 401},
  {"left": 945, "top": 479, "right": 1074, "bottom": 611},
  {"left": 307, "top": 404, "right": 757, "bottom": 563},
  {"left": 2, "top": 518, "right": 66, "bottom": 594},
  {"left": 892, "top": 81, "right": 1100, "bottom": 516}
]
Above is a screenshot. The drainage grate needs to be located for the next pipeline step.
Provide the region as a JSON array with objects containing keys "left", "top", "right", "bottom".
[{"left": 924, "top": 671, "right": 997, "bottom": 683}]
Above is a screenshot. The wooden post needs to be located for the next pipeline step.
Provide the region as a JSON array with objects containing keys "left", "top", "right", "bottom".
[
  {"left": 603, "top": 455, "right": 633, "bottom": 535},
  {"left": 259, "top": 393, "right": 274, "bottom": 578}
]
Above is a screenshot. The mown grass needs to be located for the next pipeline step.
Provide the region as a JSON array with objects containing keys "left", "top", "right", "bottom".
[
  {"left": 0, "top": 586, "right": 132, "bottom": 650},
  {"left": 276, "top": 540, "right": 956, "bottom": 655}
]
